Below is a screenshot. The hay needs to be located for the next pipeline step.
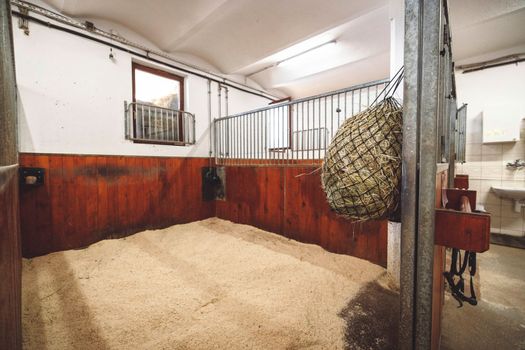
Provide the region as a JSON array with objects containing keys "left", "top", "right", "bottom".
[{"left": 321, "top": 97, "right": 402, "bottom": 220}]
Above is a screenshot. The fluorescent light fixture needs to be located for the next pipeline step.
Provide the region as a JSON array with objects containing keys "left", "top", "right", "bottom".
[{"left": 277, "top": 40, "right": 337, "bottom": 67}]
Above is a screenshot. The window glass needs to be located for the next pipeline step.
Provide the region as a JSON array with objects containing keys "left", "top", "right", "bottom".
[{"left": 134, "top": 66, "right": 182, "bottom": 110}]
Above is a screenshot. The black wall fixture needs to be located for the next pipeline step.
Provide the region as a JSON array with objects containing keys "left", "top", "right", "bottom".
[
  {"left": 19, "top": 167, "right": 45, "bottom": 186},
  {"left": 202, "top": 167, "right": 226, "bottom": 201}
]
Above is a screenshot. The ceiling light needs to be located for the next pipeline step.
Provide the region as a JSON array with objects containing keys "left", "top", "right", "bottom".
[{"left": 277, "top": 40, "right": 337, "bottom": 67}]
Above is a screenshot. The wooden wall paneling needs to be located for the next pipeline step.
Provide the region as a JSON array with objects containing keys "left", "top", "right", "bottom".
[
  {"left": 19, "top": 154, "right": 382, "bottom": 263},
  {"left": 83, "top": 156, "right": 99, "bottom": 242},
  {"left": 19, "top": 159, "right": 36, "bottom": 257},
  {"left": 104, "top": 155, "right": 120, "bottom": 235},
  {"left": 135, "top": 157, "right": 149, "bottom": 225},
  {"left": 19, "top": 154, "right": 216, "bottom": 257},
  {"left": 257, "top": 167, "right": 283, "bottom": 234},
  {"left": 134, "top": 156, "right": 147, "bottom": 228},
  {"left": 283, "top": 167, "right": 321, "bottom": 245},
  {"left": 281, "top": 166, "right": 388, "bottom": 265},
  {"left": 95, "top": 156, "right": 110, "bottom": 237},
  {"left": 150, "top": 157, "right": 162, "bottom": 227},
  {"left": 172, "top": 157, "right": 186, "bottom": 222},
  {"left": 115, "top": 156, "right": 129, "bottom": 234},
  {"left": 19, "top": 155, "right": 51, "bottom": 257},
  {"left": 48, "top": 155, "right": 65, "bottom": 255},
  {"left": 0, "top": 165, "right": 22, "bottom": 349},
  {"left": 157, "top": 157, "right": 170, "bottom": 224},
  {"left": 185, "top": 158, "right": 200, "bottom": 222}
]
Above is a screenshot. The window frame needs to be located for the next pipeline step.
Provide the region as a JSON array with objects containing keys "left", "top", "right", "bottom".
[{"left": 131, "top": 62, "right": 186, "bottom": 145}]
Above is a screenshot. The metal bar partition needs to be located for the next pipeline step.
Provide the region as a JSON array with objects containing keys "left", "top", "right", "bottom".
[{"left": 214, "top": 79, "right": 389, "bottom": 166}]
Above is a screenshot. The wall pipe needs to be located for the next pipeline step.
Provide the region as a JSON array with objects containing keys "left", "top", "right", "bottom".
[
  {"left": 10, "top": 0, "right": 278, "bottom": 101},
  {"left": 207, "top": 80, "right": 213, "bottom": 162}
]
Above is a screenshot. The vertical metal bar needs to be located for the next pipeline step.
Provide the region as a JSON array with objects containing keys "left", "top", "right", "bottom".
[
  {"left": 359, "top": 88, "right": 362, "bottom": 112},
  {"left": 343, "top": 92, "right": 347, "bottom": 120},
  {"left": 256, "top": 112, "right": 259, "bottom": 160},
  {"left": 400, "top": 1, "right": 420, "bottom": 348},
  {"left": 324, "top": 97, "right": 333, "bottom": 149},
  {"left": 401, "top": 0, "right": 442, "bottom": 349},
  {"left": 351, "top": 90, "right": 355, "bottom": 116},
  {"left": 243, "top": 113, "right": 246, "bottom": 163},
  {"left": 283, "top": 106, "right": 287, "bottom": 165},
  {"left": 0, "top": 0, "right": 17, "bottom": 165},
  {"left": 143, "top": 104, "right": 147, "bottom": 139},
  {"left": 171, "top": 110, "right": 175, "bottom": 142},
  {"left": 139, "top": 105, "right": 144, "bottom": 139},
  {"left": 318, "top": 98, "right": 321, "bottom": 160},
  {"left": 0, "top": 2, "right": 22, "bottom": 348},
  {"left": 330, "top": 95, "right": 333, "bottom": 150},
  {"left": 238, "top": 116, "right": 241, "bottom": 165},
  {"left": 263, "top": 110, "right": 267, "bottom": 164},
  {"left": 250, "top": 113, "right": 254, "bottom": 160},
  {"left": 306, "top": 100, "right": 310, "bottom": 160},
  {"left": 448, "top": 97, "right": 457, "bottom": 187}
]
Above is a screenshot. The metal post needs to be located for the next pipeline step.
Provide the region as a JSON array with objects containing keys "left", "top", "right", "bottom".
[
  {"left": 401, "top": 0, "right": 441, "bottom": 349},
  {"left": 1, "top": 0, "right": 17, "bottom": 166},
  {"left": 0, "top": 1, "right": 22, "bottom": 349}
]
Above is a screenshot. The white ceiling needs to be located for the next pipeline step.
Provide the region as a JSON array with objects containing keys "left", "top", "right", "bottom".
[
  {"left": 39, "top": 0, "right": 525, "bottom": 98},
  {"left": 448, "top": 0, "right": 525, "bottom": 63},
  {"left": 40, "top": 0, "right": 390, "bottom": 98}
]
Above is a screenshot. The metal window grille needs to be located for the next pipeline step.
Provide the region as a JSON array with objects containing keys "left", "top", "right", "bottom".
[
  {"left": 214, "top": 79, "right": 389, "bottom": 166},
  {"left": 124, "top": 101, "right": 195, "bottom": 145}
]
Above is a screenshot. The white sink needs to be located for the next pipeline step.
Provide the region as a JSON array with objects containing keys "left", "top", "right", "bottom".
[{"left": 491, "top": 186, "right": 525, "bottom": 212}]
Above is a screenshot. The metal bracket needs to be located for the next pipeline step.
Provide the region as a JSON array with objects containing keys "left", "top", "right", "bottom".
[{"left": 17, "top": 6, "right": 29, "bottom": 35}]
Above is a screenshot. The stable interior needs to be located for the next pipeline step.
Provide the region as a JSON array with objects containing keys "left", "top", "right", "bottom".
[{"left": 1, "top": 0, "right": 525, "bottom": 349}]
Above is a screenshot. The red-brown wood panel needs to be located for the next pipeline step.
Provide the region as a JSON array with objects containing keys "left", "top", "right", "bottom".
[
  {"left": 19, "top": 154, "right": 215, "bottom": 257},
  {"left": 216, "top": 166, "right": 284, "bottom": 235},
  {"left": 0, "top": 165, "right": 22, "bottom": 349},
  {"left": 217, "top": 166, "right": 388, "bottom": 266}
]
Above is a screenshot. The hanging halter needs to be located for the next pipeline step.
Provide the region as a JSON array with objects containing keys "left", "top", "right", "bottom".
[{"left": 443, "top": 248, "right": 477, "bottom": 307}]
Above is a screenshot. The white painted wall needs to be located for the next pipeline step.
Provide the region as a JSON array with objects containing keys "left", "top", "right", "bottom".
[
  {"left": 386, "top": 0, "right": 404, "bottom": 286},
  {"left": 13, "top": 19, "right": 271, "bottom": 157},
  {"left": 455, "top": 61, "right": 525, "bottom": 236}
]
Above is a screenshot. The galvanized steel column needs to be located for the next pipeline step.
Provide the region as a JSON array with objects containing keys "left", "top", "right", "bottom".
[
  {"left": 400, "top": 0, "right": 441, "bottom": 349},
  {"left": 0, "top": 0, "right": 17, "bottom": 165},
  {"left": 0, "top": 1, "right": 21, "bottom": 349}
]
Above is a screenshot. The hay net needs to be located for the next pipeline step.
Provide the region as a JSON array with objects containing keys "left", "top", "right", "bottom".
[{"left": 321, "top": 74, "right": 403, "bottom": 221}]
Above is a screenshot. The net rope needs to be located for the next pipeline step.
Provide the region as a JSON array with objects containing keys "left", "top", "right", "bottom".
[{"left": 321, "top": 69, "right": 404, "bottom": 221}]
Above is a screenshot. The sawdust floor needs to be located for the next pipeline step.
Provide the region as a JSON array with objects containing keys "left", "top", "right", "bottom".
[{"left": 22, "top": 218, "right": 398, "bottom": 350}]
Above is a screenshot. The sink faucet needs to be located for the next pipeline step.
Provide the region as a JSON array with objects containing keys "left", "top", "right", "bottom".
[{"left": 506, "top": 159, "right": 525, "bottom": 169}]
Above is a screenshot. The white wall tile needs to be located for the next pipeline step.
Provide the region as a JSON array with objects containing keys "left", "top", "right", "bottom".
[
  {"left": 481, "top": 144, "right": 502, "bottom": 156},
  {"left": 490, "top": 215, "right": 501, "bottom": 232},
  {"left": 466, "top": 143, "right": 482, "bottom": 156},
  {"left": 501, "top": 201, "right": 524, "bottom": 220},
  {"left": 502, "top": 141, "right": 525, "bottom": 159},
  {"left": 500, "top": 216, "right": 524, "bottom": 234}
]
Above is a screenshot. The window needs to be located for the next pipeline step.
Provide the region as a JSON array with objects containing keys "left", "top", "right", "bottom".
[{"left": 130, "top": 63, "right": 193, "bottom": 145}]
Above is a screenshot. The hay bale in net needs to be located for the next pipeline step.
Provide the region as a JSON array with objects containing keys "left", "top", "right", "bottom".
[{"left": 321, "top": 97, "right": 402, "bottom": 221}]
